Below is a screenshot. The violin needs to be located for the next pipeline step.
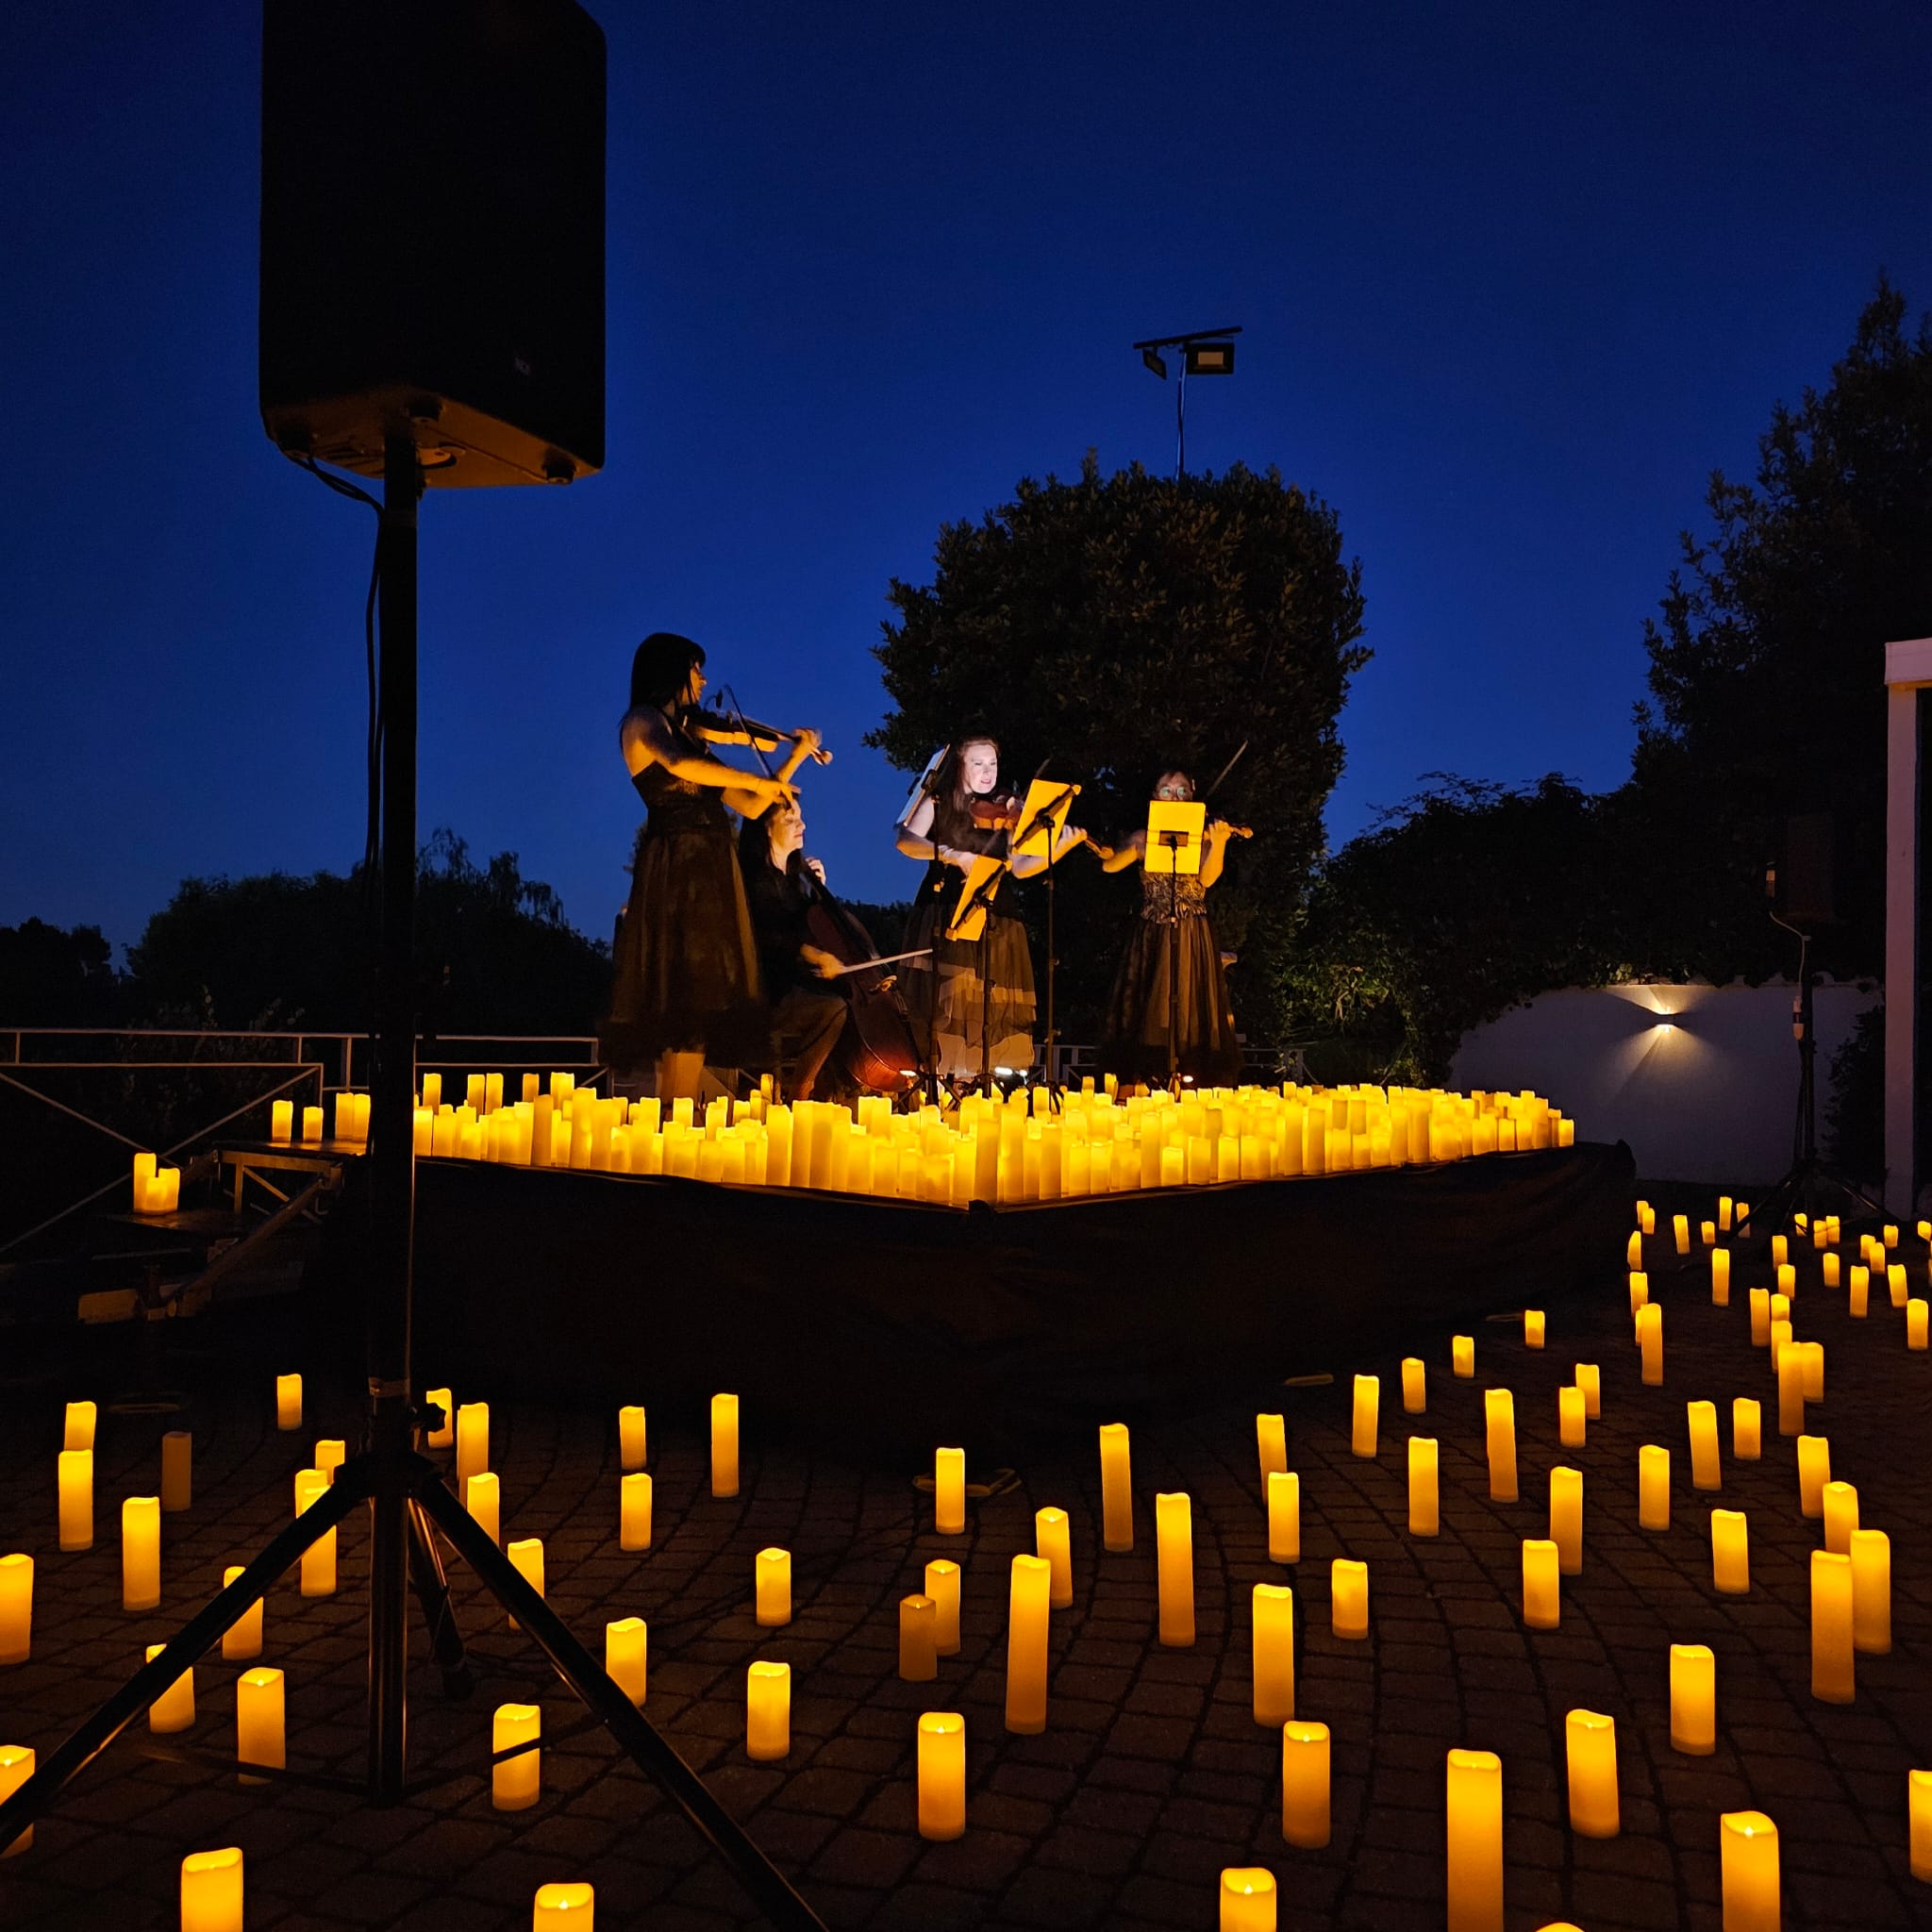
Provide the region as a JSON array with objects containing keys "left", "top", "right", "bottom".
[
  {"left": 686, "top": 706, "right": 834, "bottom": 765},
  {"left": 788, "top": 851, "right": 922, "bottom": 1092},
  {"left": 965, "top": 791, "right": 1113, "bottom": 860},
  {"left": 1213, "top": 822, "right": 1255, "bottom": 840}
]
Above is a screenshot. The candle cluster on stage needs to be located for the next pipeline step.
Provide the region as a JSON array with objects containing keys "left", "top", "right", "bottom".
[{"left": 381, "top": 1070, "right": 1573, "bottom": 1207}]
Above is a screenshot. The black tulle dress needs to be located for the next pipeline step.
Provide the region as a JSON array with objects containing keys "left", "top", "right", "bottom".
[
  {"left": 1099, "top": 866, "right": 1241, "bottom": 1087},
  {"left": 599, "top": 722, "right": 767, "bottom": 1070}
]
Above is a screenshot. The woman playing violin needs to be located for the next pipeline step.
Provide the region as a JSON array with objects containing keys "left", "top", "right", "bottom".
[
  {"left": 894, "top": 736, "right": 1090, "bottom": 1082},
  {"left": 737, "top": 800, "right": 848, "bottom": 1102},
  {"left": 599, "top": 631, "right": 822, "bottom": 1103},
  {"left": 1097, "top": 768, "right": 1243, "bottom": 1089}
]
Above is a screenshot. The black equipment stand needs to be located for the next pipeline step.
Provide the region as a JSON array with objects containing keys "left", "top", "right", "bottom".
[
  {"left": 0, "top": 436, "right": 827, "bottom": 1932},
  {"left": 1160, "top": 832, "right": 1187, "bottom": 1091},
  {"left": 1013, "top": 782, "right": 1077, "bottom": 1104}
]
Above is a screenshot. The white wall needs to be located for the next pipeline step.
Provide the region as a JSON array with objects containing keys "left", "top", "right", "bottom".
[{"left": 1451, "top": 982, "right": 1880, "bottom": 1184}]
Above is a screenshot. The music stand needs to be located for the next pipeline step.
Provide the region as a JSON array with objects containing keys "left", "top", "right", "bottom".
[
  {"left": 1144, "top": 799, "right": 1206, "bottom": 1090},
  {"left": 1011, "top": 778, "right": 1079, "bottom": 1096},
  {"left": 946, "top": 856, "right": 1008, "bottom": 1095}
]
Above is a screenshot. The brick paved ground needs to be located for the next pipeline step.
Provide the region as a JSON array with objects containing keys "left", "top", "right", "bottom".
[{"left": 2, "top": 1187, "right": 1929, "bottom": 1930}]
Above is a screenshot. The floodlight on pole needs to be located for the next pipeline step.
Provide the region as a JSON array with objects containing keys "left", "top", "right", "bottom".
[{"left": 1132, "top": 324, "right": 1243, "bottom": 477}]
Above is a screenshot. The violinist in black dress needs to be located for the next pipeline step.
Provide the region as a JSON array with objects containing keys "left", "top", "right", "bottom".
[{"left": 738, "top": 800, "right": 848, "bottom": 1102}]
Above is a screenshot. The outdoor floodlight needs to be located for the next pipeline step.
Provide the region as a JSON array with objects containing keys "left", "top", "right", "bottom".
[
  {"left": 1141, "top": 347, "right": 1169, "bottom": 379},
  {"left": 1185, "top": 340, "right": 1236, "bottom": 375}
]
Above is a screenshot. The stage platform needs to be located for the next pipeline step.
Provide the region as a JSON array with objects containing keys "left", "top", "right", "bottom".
[{"left": 408, "top": 1140, "right": 1634, "bottom": 1462}]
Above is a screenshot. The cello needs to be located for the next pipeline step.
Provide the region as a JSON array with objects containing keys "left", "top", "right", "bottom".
[{"left": 789, "top": 851, "right": 924, "bottom": 1094}]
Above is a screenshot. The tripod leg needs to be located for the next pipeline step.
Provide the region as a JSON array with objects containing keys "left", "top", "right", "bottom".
[{"left": 408, "top": 1497, "right": 474, "bottom": 1700}]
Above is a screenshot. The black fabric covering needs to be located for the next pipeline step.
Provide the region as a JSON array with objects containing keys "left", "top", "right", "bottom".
[{"left": 411, "top": 1141, "right": 1633, "bottom": 1464}]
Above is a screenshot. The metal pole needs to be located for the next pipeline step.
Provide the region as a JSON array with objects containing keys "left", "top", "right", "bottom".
[
  {"left": 366, "top": 430, "right": 421, "bottom": 1802},
  {"left": 1175, "top": 361, "right": 1187, "bottom": 478}
]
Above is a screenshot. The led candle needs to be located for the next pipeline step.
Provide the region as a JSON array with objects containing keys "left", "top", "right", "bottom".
[
  {"left": 1565, "top": 1709, "right": 1619, "bottom": 1838},
  {"left": 1711, "top": 1247, "right": 1731, "bottom": 1305},
  {"left": 1671, "top": 1642, "right": 1715, "bottom": 1755},
  {"left": 1639, "top": 1199, "right": 1655, "bottom": 1235},
  {"left": 1157, "top": 1493, "right": 1195, "bottom": 1645},
  {"left": 756, "top": 1548, "right": 791, "bottom": 1626},
  {"left": 532, "top": 1884, "right": 593, "bottom": 1928},
  {"left": 609, "top": 1470, "right": 651, "bottom": 1553},
  {"left": 145, "top": 1641, "right": 195, "bottom": 1734},
  {"left": 1281, "top": 1720, "right": 1330, "bottom": 1848},
  {"left": 924, "top": 1558, "right": 961, "bottom": 1655},
  {"left": 1822, "top": 1480, "right": 1858, "bottom": 1555},
  {"left": 1823, "top": 1251, "right": 1840, "bottom": 1288},
  {"left": 618, "top": 1405, "right": 647, "bottom": 1472},
  {"left": 1771, "top": 1234, "right": 1788, "bottom": 1268},
  {"left": 1626, "top": 1228, "right": 1643, "bottom": 1269},
  {"left": 1684, "top": 1400, "right": 1721, "bottom": 1491},
  {"left": 1099, "top": 1424, "right": 1133, "bottom": 1551},
  {"left": 422, "top": 1387, "right": 453, "bottom": 1448},
  {"left": 58, "top": 1447, "right": 92, "bottom": 1551},
  {"left": 1911, "top": 1299, "right": 1930, "bottom": 1349},
  {"left": 1351, "top": 1374, "right": 1379, "bottom": 1457},
  {"left": 1524, "top": 1309, "right": 1545, "bottom": 1349},
  {"left": 1401, "top": 1357, "right": 1426, "bottom": 1412},
  {"left": 1256, "top": 1412, "right": 1288, "bottom": 1487},
  {"left": 313, "top": 1439, "right": 346, "bottom": 1484},
  {"left": 1775, "top": 1347, "right": 1805, "bottom": 1439},
  {"left": 1797, "top": 1435, "right": 1829, "bottom": 1517},
  {"left": 1252, "top": 1583, "right": 1294, "bottom": 1724},
  {"left": 1639, "top": 1445, "right": 1670, "bottom": 1531},
  {"left": 1811, "top": 1550, "right": 1855, "bottom": 1704},
  {"left": 1702, "top": 1218, "right": 1716, "bottom": 1246},
  {"left": 178, "top": 1846, "right": 243, "bottom": 1932},
  {"left": 1770, "top": 1317, "right": 1793, "bottom": 1372},
  {"left": 1893, "top": 1267, "right": 1912, "bottom": 1310},
  {"left": 934, "top": 1446, "right": 965, "bottom": 1534},
  {"left": 467, "top": 1471, "right": 500, "bottom": 1545},
  {"left": 1638, "top": 1304, "right": 1663, "bottom": 1385},
  {"left": 895, "top": 1592, "right": 939, "bottom": 1681},
  {"left": 1546, "top": 1387, "right": 1583, "bottom": 1456},
  {"left": 600, "top": 1615, "right": 648, "bottom": 1707},
  {"left": 1575, "top": 1362, "right": 1601, "bottom": 1419},
  {"left": 1671, "top": 1212, "right": 1689, "bottom": 1255},
  {"left": 1711, "top": 1509, "right": 1749, "bottom": 1594},
  {"left": 1409, "top": 1438, "right": 1440, "bottom": 1537},
  {"left": 508, "top": 1538, "right": 545, "bottom": 1628},
  {"left": 1748, "top": 1287, "right": 1772, "bottom": 1344},
  {"left": 0, "top": 1555, "right": 30, "bottom": 1663},
  {"left": 1628, "top": 1271, "right": 1649, "bottom": 1316},
  {"left": 1549, "top": 1467, "right": 1582, "bottom": 1575},
  {"left": 1484, "top": 1390, "right": 1517, "bottom": 1502},
  {"left": 220, "top": 1564, "right": 263, "bottom": 1660},
  {"left": 158, "top": 1429, "right": 192, "bottom": 1513},
  {"left": 917, "top": 1710, "right": 966, "bottom": 1840},
  {"left": 1005, "top": 1555, "right": 1052, "bottom": 1731},
  {"left": 63, "top": 1399, "right": 96, "bottom": 1450},
  {"left": 1521, "top": 1539, "right": 1560, "bottom": 1629},
  {"left": 1331, "top": 1557, "right": 1369, "bottom": 1639},
  {"left": 1911, "top": 1769, "right": 1932, "bottom": 1882},
  {"left": 133, "top": 1148, "right": 157, "bottom": 1210},
  {"left": 1445, "top": 1748, "right": 1504, "bottom": 1932},
  {"left": 1219, "top": 1868, "right": 1276, "bottom": 1932},
  {"left": 0, "top": 1744, "right": 32, "bottom": 1857},
  {"left": 492, "top": 1701, "right": 541, "bottom": 1808},
  {"left": 292, "top": 1469, "right": 335, "bottom": 1596},
  {"left": 270, "top": 1098, "right": 294, "bottom": 1144},
  {"left": 236, "top": 1666, "right": 284, "bottom": 1780},
  {"left": 300, "top": 1105, "right": 323, "bottom": 1143},
  {"left": 1733, "top": 1398, "right": 1761, "bottom": 1459},
  {"left": 123, "top": 1495, "right": 160, "bottom": 1610},
  {"left": 1452, "top": 1335, "right": 1475, "bottom": 1377},
  {"left": 1849, "top": 1528, "right": 1890, "bottom": 1655},
  {"left": 1720, "top": 1810, "right": 1780, "bottom": 1932},
  {"left": 1849, "top": 1266, "right": 1869, "bottom": 1316}
]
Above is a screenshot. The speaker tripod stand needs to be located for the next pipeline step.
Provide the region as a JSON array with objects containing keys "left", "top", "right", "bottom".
[{"left": 0, "top": 436, "right": 825, "bottom": 1932}]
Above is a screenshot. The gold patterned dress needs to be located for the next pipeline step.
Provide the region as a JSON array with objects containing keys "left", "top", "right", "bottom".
[{"left": 1099, "top": 866, "right": 1241, "bottom": 1086}]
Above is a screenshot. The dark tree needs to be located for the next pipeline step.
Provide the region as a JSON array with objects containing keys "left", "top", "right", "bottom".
[
  {"left": 0, "top": 919, "right": 123, "bottom": 1025},
  {"left": 869, "top": 455, "right": 1368, "bottom": 1037}
]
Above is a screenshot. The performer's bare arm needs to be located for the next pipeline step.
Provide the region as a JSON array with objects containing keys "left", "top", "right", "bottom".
[
  {"left": 895, "top": 794, "right": 975, "bottom": 871},
  {"left": 622, "top": 708, "right": 793, "bottom": 818},
  {"left": 1100, "top": 827, "right": 1146, "bottom": 874}
]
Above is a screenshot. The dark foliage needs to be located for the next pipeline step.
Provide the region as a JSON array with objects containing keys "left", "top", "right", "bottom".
[{"left": 0, "top": 919, "right": 124, "bottom": 1025}]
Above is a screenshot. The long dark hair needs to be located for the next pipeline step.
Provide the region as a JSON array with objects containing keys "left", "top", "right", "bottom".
[{"left": 628, "top": 632, "right": 705, "bottom": 711}]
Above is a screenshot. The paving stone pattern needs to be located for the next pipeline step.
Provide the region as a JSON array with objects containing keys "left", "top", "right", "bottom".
[{"left": 1, "top": 1208, "right": 1929, "bottom": 1929}]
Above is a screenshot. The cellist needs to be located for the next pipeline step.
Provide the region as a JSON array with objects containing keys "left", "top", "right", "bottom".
[{"left": 737, "top": 800, "right": 849, "bottom": 1102}]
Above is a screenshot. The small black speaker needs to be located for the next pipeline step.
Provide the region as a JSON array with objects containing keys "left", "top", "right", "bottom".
[
  {"left": 1777, "top": 811, "right": 1838, "bottom": 926},
  {"left": 260, "top": 0, "right": 605, "bottom": 489}
]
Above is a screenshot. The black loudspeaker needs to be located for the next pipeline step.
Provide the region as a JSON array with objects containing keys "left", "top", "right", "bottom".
[
  {"left": 1777, "top": 811, "right": 1838, "bottom": 926},
  {"left": 260, "top": 0, "right": 606, "bottom": 489}
]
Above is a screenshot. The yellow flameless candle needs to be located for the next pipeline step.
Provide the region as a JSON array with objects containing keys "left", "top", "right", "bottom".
[
  {"left": 1822, "top": 1480, "right": 1858, "bottom": 1555},
  {"left": 1524, "top": 1309, "right": 1545, "bottom": 1349},
  {"left": 924, "top": 1558, "right": 961, "bottom": 1654},
  {"left": 1401, "top": 1356, "right": 1426, "bottom": 1411},
  {"left": 1557, "top": 1385, "right": 1586, "bottom": 1449},
  {"left": 1638, "top": 1303, "right": 1663, "bottom": 1385},
  {"left": 917, "top": 1710, "right": 966, "bottom": 1840},
  {"left": 63, "top": 1398, "right": 96, "bottom": 1450},
  {"left": 1006, "top": 1555, "right": 1052, "bottom": 1732},
  {"left": 1351, "top": 1374, "right": 1379, "bottom": 1457},
  {"left": 1711, "top": 1247, "right": 1731, "bottom": 1305},
  {"left": 619, "top": 1473, "right": 652, "bottom": 1551},
  {"left": 1639, "top": 1198, "right": 1655, "bottom": 1235},
  {"left": 1749, "top": 1286, "right": 1772, "bottom": 1343},
  {"left": 1445, "top": 1748, "right": 1504, "bottom": 1932},
  {"left": 1035, "top": 1507, "right": 1073, "bottom": 1608},
  {"left": 1575, "top": 1361, "right": 1600, "bottom": 1418},
  {"left": 1850, "top": 1529, "right": 1890, "bottom": 1655},
  {"left": 1732, "top": 1397, "right": 1761, "bottom": 1459},
  {"left": 1702, "top": 1219, "right": 1716, "bottom": 1246},
  {"left": 293, "top": 1469, "right": 334, "bottom": 1595},
  {"left": 1098, "top": 1423, "right": 1133, "bottom": 1551},
  {"left": 1409, "top": 1437, "right": 1440, "bottom": 1536},
  {"left": 159, "top": 1429, "right": 192, "bottom": 1512},
  {"left": 0, "top": 1554, "right": 30, "bottom": 1662},
  {"left": 1625, "top": 1228, "right": 1642, "bottom": 1269},
  {"left": 1267, "top": 1469, "right": 1300, "bottom": 1562},
  {"left": 1776, "top": 1348, "right": 1805, "bottom": 1438},
  {"left": 710, "top": 1393, "right": 740, "bottom": 1497},
  {"left": 270, "top": 1098, "right": 294, "bottom": 1144},
  {"left": 423, "top": 1387, "right": 453, "bottom": 1448},
  {"left": 300, "top": 1105, "right": 323, "bottom": 1144},
  {"left": 0, "top": 1743, "right": 31, "bottom": 1857},
  {"left": 755, "top": 1547, "right": 791, "bottom": 1626},
  {"left": 1687, "top": 1401, "right": 1721, "bottom": 1491},
  {"left": 1910, "top": 1299, "right": 1930, "bottom": 1349},
  {"left": 605, "top": 1616, "right": 647, "bottom": 1707},
  {"left": 1565, "top": 1708, "right": 1619, "bottom": 1838},
  {"left": 221, "top": 1566, "right": 262, "bottom": 1660},
  {"left": 898, "top": 1593, "right": 939, "bottom": 1681},
  {"left": 532, "top": 1883, "right": 593, "bottom": 1927},
  {"left": 178, "top": 1845, "right": 243, "bottom": 1932},
  {"left": 1721, "top": 1810, "right": 1779, "bottom": 1932},
  {"left": 934, "top": 1445, "right": 965, "bottom": 1534},
  {"left": 275, "top": 1373, "right": 303, "bottom": 1431},
  {"left": 1711, "top": 1509, "right": 1749, "bottom": 1594},
  {"left": 122, "top": 1495, "right": 160, "bottom": 1610},
  {"left": 1811, "top": 1550, "right": 1855, "bottom": 1704},
  {"left": 1256, "top": 1411, "right": 1288, "bottom": 1487},
  {"left": 508, "top": 1538, "right": 545, "bottom": 1628},
  {"left": 1770, "top": 1317, "right": 1793, "bottom": 1372},
  {"left": 1521, "top": 1539, "right": 1560, "bottom": 1629},
  {"left": 237, "top": 1666, "right": 283, "bottom": 1780},
  {"left": 1892, "top": 1264, "right": 1911, "bottom": 1308},
  {"left": 1849, "top": 1266, "right": 1869, "bottom": 1316},
  {"left": 58, "top": 1447, "right": 92, "bottom": 1551},
  {"left": 146, "top": 1641, "right": 195, "bottom": 1734},
  {"left": 1217, "top": 1867, "right": 1276, "bottom": 1932},
  {"left": 1639, "top": 1445, "right": 1670, "bottom": 1531},
  {"left": 467, "top": 1471, "right": 500, "bottom": 1545},
  {"left": 1484, "top": 1389, "right": 1517, "bottom": 1502},
  {"left": 618, "top": 1405, "right": 647, "bottom": 1472},
  {"left": 1251, "top": 1583, "right": 1294, "bottom": 1724},
  {"left": 1452, "top": 1334, "right": 1474, "bottom": 1377},
  {"left": 1673, "top": 1212, "right": 1690, "bottom": 1255},
  {"left": 1331, "top": 1557, "right": 1369, "bottom": 1639},
  {"left": 1671, "top": 1642, "right": 1715, "bottom": 1755},
  {"left": 313, "top": 1439, "right": 345, "bottom": 1483},
  {"left": 1280, "top": 1720, "right": 1330, "bottom": 1848},
  {"left": 1797, "top": 1435, "right": 1830, "bottom": 1517},
  {"left": 492, "top": 1701, "right": 541, "bottom": 1807},
  {"left": 1628, "top": 1271, "right": 1649, "bottom": 1315},
  {"left": 1157, "top": 1492, "right": 1195, "bottom": 1645},
  {"left": 1549, "top": 1466, "right": 1582, "bottom": 1575},
  {"left": 1772, "top": 1234, "right": 1789, "bottom": 1267},
  {"left": 1799, "top": 1341, "right": 1824, "bottom": 1399}
]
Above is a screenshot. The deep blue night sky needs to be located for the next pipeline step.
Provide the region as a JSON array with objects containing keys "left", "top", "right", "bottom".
[{"left": 5, "top": 1, "right": 1929, "bottom": 958}]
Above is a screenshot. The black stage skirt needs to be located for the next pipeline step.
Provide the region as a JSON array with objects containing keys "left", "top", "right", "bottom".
[
  {"left": 902, "top": 895, "right": 1036, "bottom": 1056},
  {"left": 1100, "top": 911, "right": 1241, "bottom": 1086}
]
